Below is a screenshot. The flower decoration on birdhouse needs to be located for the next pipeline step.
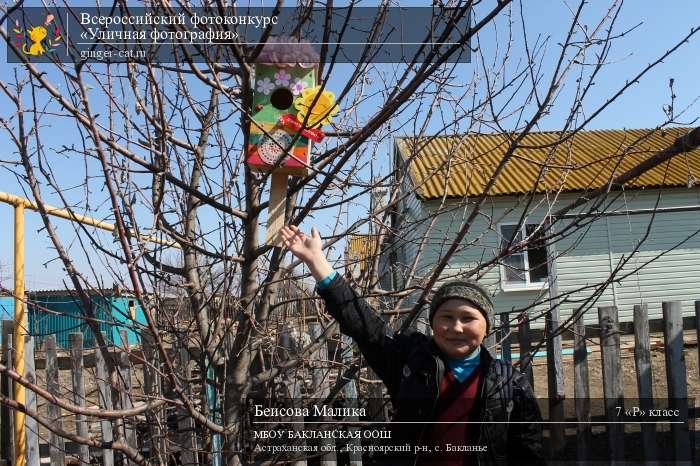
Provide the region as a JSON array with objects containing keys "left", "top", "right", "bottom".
[
  {"left": 256, "top": 77, "right": 275, "bottom": 95},
  {"left": 274, "top": 69, "right": 292, "bottom": 87},
  {"left": 293, "top": 86, "right": 339, "bottom": 128},
  {"left": 291, "top": 79, "right": 307, "bottom": 95}
]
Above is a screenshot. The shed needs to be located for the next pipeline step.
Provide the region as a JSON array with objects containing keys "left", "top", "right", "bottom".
[
  {"left": 27, "top": 289, "right": 146, "bottom": 348},
  {"left": 0, "top": 296, "right": 13, "bottom": 321},
  {"left": 345, "top": 234, "right": 381, "bottom": 282},
  {"left": 387, "top": 127, "right": 700, "bottom": 328}
]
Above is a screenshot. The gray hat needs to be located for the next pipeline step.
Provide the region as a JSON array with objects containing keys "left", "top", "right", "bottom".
[{"left": 429, "top": 280, "right": 494, "bottom": 333}]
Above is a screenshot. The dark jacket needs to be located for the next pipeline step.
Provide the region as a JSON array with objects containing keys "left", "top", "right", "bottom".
[{"left": 318, "top": 274, "right": 545, "bottom": 466}]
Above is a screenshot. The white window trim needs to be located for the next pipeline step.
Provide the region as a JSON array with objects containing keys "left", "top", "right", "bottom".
[{"left": 498, "top": 222, "right": 550, "bottom": 292}]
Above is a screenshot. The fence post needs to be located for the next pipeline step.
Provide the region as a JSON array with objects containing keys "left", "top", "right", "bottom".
[
  {"left": 695, "top": 301, "right": 700, "bottom": 402},
  {"left": 696, "top": 301, "right": 700, "bottom": 466},
  {"left": 662, "top": 301, "right": 691, "bottom": 462},
  {"left": 178, "top": 340, "right": 197, "bottom": 466},
  {"left": 95, "top": 336, "right": 114, "bottom": 466},
  {"left": 280, "top": 326, "right": 306, "bottom": 466},
  {"left": 341, "top": 335, "right": 362, "bottom": 466},
  {"left": 119, "top": 330, "right": 137, "bottom": 464},
  {"left": 142, "top": 331, "right": 166, "bottom": 464},
  {"left": 1, "top": 320, "right": 15, "bottom": 461},
  {"left": 69, "top": 333, "right": 90, "bottom": 464},
  {"left": 573, "top": 315, "right": 591, "bottom": 462},
  {"left": 517, "top": 312, "right": 534, "bottom": 388},
  {"left": 598, "top": 305, "right": 624, "bottom": 464},
  {"left": 545, "top": 309, "right": 565, "bottom": 458},
  {"left": 309, "top": 323, "right": 330, "bottom": 397},
  {"left": 45, "top": 335, "right": 66, "bottom": 466},
  {"left": 24, "top": 337, "right": 39, "bottom": 466},
  {"left": 500, "top": 313, "right": 511, "bottom": 363},
  {"left": 3, "top": 334, "right": 14, "bottom": 464},
  {"left": 309, "top": 323, "right": 337, "bottom": 465},
  {"left": 633, "top": 304, "right": 657, "bottom": 465},
  {"left": 544, "top": 219, "right": 565, "bottom": 456}
]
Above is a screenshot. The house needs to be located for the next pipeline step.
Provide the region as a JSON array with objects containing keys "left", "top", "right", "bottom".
[
  {"left": 27, "top": 288, "right": 146, "bottom": 348},
  {"left": 345, "top": 234, "right": 381, "bottom": 283},
  {"left": 0, "top": 294, "right": 13, "bottom": 321},
  {"left": 386, "top": 127, "right": 700, "bottom": 327}
]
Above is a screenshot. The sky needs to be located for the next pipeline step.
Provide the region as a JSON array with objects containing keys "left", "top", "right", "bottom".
[{"left": 0, "top": 0, "right": 699, "bottom": 290}]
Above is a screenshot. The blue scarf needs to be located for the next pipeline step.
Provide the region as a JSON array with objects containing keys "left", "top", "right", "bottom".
[{"left": 447, "top": 346, "right": 481, "bottom": 383}]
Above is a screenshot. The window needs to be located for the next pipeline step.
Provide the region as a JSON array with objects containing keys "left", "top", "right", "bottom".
[{"left": 499, "top": 223, "right": 549, "bottom": 290}]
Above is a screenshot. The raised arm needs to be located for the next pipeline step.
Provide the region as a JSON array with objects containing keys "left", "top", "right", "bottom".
[{"left": 281, "top": 225, "right": 413, "bottom": 390}]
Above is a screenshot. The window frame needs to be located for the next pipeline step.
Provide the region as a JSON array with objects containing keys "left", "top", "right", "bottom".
[{"left": 497, "top": 222, "right": 550, "bottom": 292}]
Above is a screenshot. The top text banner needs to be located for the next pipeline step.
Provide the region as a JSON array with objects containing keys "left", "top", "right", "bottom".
[{"left": 7, "top": 6, "right": 472, "bottom": 64}]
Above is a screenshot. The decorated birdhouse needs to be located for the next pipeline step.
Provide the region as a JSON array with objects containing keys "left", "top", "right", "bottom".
[
  {"left": 247, "top": 39, "right": 330, "bottom": 177},
  {"left": 247, "top": 38, "right": 339, "bottom": 246}
]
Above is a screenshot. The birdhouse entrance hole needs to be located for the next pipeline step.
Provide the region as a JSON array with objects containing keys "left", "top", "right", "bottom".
[{"left": 270, "top": 87, "right": 294, "bottom": 110}]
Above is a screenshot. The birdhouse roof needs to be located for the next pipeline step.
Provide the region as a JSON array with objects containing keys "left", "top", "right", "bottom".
[{"left": 254, "top": 37, "right": 319, "bottom": 68}]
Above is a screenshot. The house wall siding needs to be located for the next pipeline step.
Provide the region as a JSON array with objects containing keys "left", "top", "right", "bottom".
[
  {"left": 391, "top": 160, "right": 432, "bottom": 293},
  {"left": 396, "top": 187, "right": 700, "bottom": 328},
  {"left": 605, "top": 191, "right": 700, "bottom": 323}
]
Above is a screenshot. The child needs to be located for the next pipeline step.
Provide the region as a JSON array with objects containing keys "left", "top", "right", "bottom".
[{"left": 281, "top": 225, "right": 545, "bottom": 465}]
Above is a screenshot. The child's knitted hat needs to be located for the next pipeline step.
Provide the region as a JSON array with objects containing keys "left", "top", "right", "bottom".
[{"left": 429, "top": 280, "right": 494, "bottom": 332}]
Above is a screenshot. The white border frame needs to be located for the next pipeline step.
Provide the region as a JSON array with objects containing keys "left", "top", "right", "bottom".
[{"left": 497, "top": 222, "right": 549, "bottom": 292}]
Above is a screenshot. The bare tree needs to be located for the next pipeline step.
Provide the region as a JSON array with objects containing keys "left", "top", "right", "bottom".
[{"left": 1, "top": 1, "right": 699, "bottom": 464}]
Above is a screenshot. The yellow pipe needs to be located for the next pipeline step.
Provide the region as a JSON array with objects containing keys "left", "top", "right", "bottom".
[
  {"left": 0, "top": 191, "right": 180, "bottom": 249},
  {"left": 13, "top": 205, "right": 26, "bottom": 466}
]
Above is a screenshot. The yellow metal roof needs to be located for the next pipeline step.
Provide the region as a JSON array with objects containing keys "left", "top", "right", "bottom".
[
  {"left": 346, "top": 234, "right": 379, "bottom": 276},
  {"left": 395, "top": 128, "right": 700, "bottom": 200}
]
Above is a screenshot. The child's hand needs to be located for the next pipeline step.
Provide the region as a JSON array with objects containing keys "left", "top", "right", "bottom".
[
  {"left": 281, "top": 225, "right": 322, "bottom": 263},
  {"left": 281, "top": 225, "right": 333, "bottom": 281}
]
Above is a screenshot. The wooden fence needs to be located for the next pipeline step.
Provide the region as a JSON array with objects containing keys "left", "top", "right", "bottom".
[
  {"left": 0, "top": 299, "right": 697, "bottom": 465},
  {"left": 499, "top": 300, "right": 699, "bottom": 464},
  {"left": 0, "top": 322, "right": 201, "bottom": 466}
]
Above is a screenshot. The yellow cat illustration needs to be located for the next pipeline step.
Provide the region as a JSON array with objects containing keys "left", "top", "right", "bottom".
[{"left": 23, "top": 26, "right": 48, "bottom": 56}]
